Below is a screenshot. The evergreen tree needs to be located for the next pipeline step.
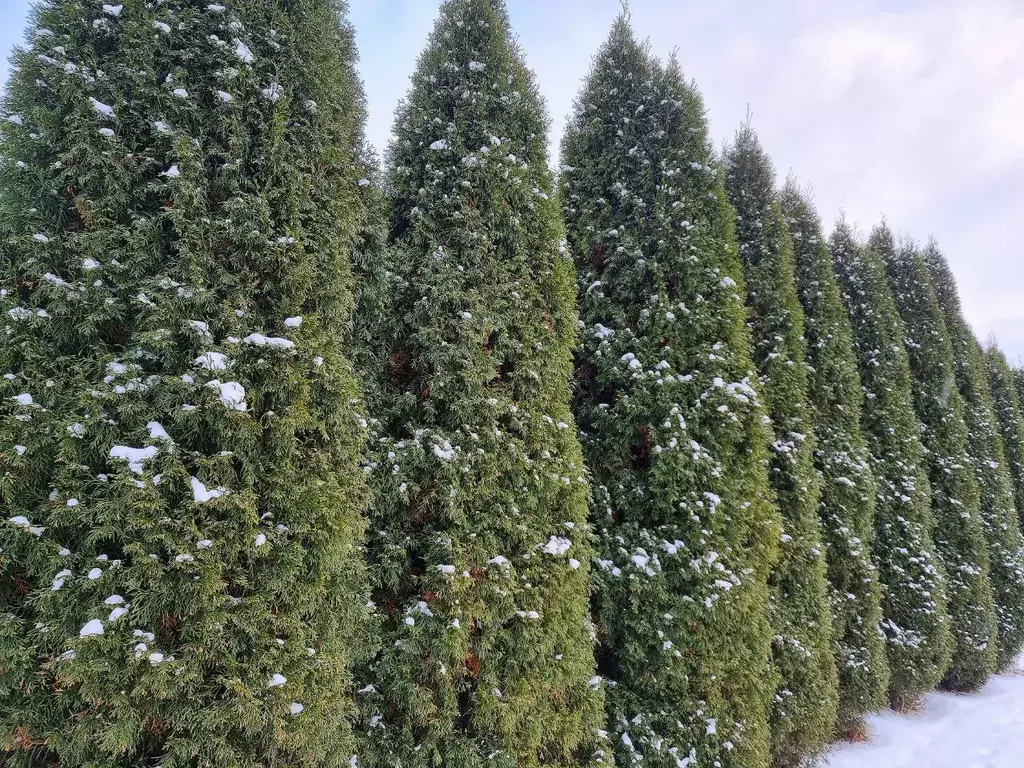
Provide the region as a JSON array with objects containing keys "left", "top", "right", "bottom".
[
  {"left": 349, "top": 145, "right": 398, "bottom": 409},
  {"left": 561, "top": 19, "right": 779, "bottom": 768},
  {"left": 924, "top": 244, "right": 1024, "bottom": 669},
  {"left": 357, "top": 2, "right": 606, "bottom": 766},
  {"left": 0, "top": 1, "right": 369, "bottom": 765},
  {"left": 781, "top": 184, "right": 889, "bottom": 730},
  {"left": 880, "top": 241, "right": 996, "bottom": 690},
  {"left": 1014, "top": 369, "right": 1024, "bottom": 428},
  {"left": 986, "top": 344, "right": 1024, "bottom": 533},
  {"left": 831, "top": 222, "right": 951, "bottom": 708},
  {"left": 723, "top": 129, "right": 837, "bottom": 765}
]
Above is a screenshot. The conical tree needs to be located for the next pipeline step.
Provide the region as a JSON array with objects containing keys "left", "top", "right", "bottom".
[
  {"left": 349, "top": 145, "right": 398, "bottom": 409},
  {"left": 0, "top": 2, "right": 369, "bottom": 766},
  {"left": 924, "top": 243, "right": 1024, "bottom": 669},
  {"left": 1014, "top": 369, "right": 1024, "bottom": 430},
  {"left": 356, "top": 2, "right": 606, "bottom": 766},
  {"left": 986, "top": 344, "right": 1024, "bottom": 532},
  {"left": 561, "top": 19, "right": 779, "bottom": 768},
  {"left": 723, "top": 128, "right": 837, "bottom": 765},
  {"left": 880, "top": 240, "right": 996, "bottom": 690},
  {"left": 781, "top": 183, "right": 889, "bottom": 731},
  {"left": 831, "top": 221, "right": 951, "bottom": 708}
]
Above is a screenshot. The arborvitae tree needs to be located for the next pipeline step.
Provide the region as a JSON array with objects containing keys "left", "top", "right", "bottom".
[
  {"left": 986, "top": 344, "right": 1024, "bottom": 532},
  {"left": 0, "top": 2, "right": 369, "bottom": 766},
  {"left": 781, "top": 184, "right": 889, "bottom": 731},
  {"left": 561, "top": 19, "right": 779, "bottom": 768},
  {"left": 357, "top": 2, "right": 606, "bottom": 766},
  {"left": 831, "top": 222, "right": 951, "bottom": 708},
  {"left": 349, "top": 145, "right": 397, "bottom": 408},
  {"left": 1014, "top": 369, "right": 1024, "bottom": 432},
  {"left": 924, "top": 244, "right": 1024, "bottom": 669},
  {"left": 723, "top": 129, "right": 837, "bottom": 765},
  {"left": 880, "top": 241, "right": 996, "bottom": 690}
]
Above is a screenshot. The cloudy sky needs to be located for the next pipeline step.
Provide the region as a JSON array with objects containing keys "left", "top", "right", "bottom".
[{"left": 3, "top": 0, "right": 1023, "bottom": 358}]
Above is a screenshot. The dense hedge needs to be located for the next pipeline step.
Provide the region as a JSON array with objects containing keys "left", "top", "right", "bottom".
[
  {"left": 2, "top": 3, "right": 1022, "bottom": 768},
  {"left": 724, "top": 128, "right": 838, "bottom": 766},
  {"left": 832, "top": 223, "right": 952, "bottom": 709},
  {"left": 881, "top": 243, "right": 996, "bottom": 690},
  {"left": 783, "top": 185, "right": 890, "bottom": 731},
  {"left": 925, "top": 244, "right": 1024, "bottom": 669}
]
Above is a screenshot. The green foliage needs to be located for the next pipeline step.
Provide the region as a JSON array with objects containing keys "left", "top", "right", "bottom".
[
  {"left": 986, "top": 346, "right": 1024, "bottom": 538},
  {"left": 831, "top": 222, "right": 951, "bottom": 708},
  {"left": 0, "top": 1, "right": 369, "bottom": 765},
  {"left": 356, "top": 2, "right": 606, "bottom": 766},
  {"left": 781, "top": 185, "right": 889, "bottom": 730},
  {"left": 561, "top": 18, "right": 779, "bottom": 768},
  {"left": 723, "top": 130, "right": 837, "bottom": 766},
  {"left": 349, "top": 146, "right": 399, "bottom": 411},
  {"left": 1014, "top": 370, "right": 1024, "bottom": 440},
  {"left": 924, "top": 244, "right": 1024, "bottom": 670},
  {"left": 880, "top": 242, "right": 996, "bottom": 690}
]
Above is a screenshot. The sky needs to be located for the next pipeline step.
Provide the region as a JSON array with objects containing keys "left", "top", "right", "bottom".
[{"left": 2, "top": 0, "right": 1023, "bottom": 358}]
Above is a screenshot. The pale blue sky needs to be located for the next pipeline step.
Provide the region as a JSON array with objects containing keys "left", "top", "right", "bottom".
[{"left": 3, "top": 0, "right": 1023, "bottom": 358}]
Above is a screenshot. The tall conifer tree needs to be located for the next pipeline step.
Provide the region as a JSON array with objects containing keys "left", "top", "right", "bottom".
[
  {"left": 723, "top": 129, "right": 837, "bottom": 765},
  {"left": 831, "top": 222, "right": 951, "bottom": 708},
  {"left": 924, "top": 244, "right": 1024, "bottom": 668},
  {"left": 986, "top": 345, "right": 1024, "bottom": 532},
  {"left": 880, "top": 241, "right": 996, "bottom": 690},
  {"left": 782, "top": 184, "right": 889, "bottom": 730},
  {"left": 561, "top": 19, "right": 779, "bottom": 768},
  {"left": 358, "top": 2, "right": 605, "bottom": 766},
  {"left": 0, "top": 1, "right": 369, "bottom": 765},
  {"left": 1014, "top": 369, "right": 1024, "bottom": 433}
]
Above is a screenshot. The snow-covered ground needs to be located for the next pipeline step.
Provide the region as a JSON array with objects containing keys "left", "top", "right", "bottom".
[{"left": 823, "top": 655, "right": 1024, "bottom": 768}]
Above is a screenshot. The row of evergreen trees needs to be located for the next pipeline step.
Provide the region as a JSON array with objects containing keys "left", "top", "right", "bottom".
[{"left": 2, "top": 2, "right": 1022, "bottom": 767}]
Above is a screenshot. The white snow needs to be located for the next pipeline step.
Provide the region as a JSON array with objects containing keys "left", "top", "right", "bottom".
[
  {"left": 190, "top": 477, "right": 228, "bottom": 503},
  {"left": 89, "top": 97, "right": 114, "bottom": 117},
  {"left": 283, "top": 316, "right": 303, "bottom": 328},
  {"left": 79, "top": 619, "right": 104, "bottom": 637},
  {"left": 243, "top": 333, "right": 295, "bottom": 350},
  {"left": 543, "top": 536, "right": 572, "bottom": 556},
  {"left": 234, "top": 39, "right": 254, "bottom": 64},
  {"left": 195, "top": 351, "right": 229, "bottom": 371},
  {"left": 109, "top": 445, "right": 159, "bottom": 474},
  {"left": 102, "top": 4, "right": 123, "bottom": 16},
  {"left": 433, "top": 441, "right": 455, "bottom": 461},
  {"left": 823, "top": 655, "right": 1024, "bottom": 768},
  {"left": 207, "top": 379, "right": 247, "bottom": 410},
  {"left": 268, "top": 673, "right": 287, "bottom": 688},
  {"left": 429, "top": 139, "right": 449, "bottom": 151},
  {"left": 147, "top": 421, "right": 172, "bottom": 441}
]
